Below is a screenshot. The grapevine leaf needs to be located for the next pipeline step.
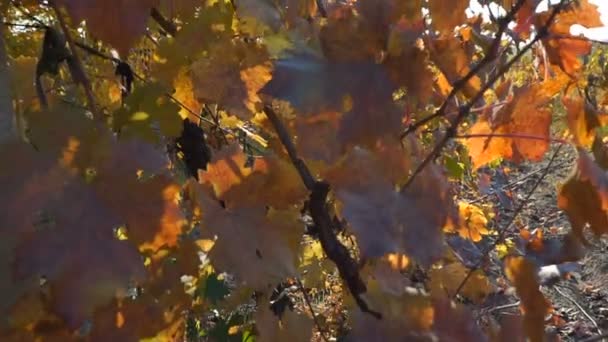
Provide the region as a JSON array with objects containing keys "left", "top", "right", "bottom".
[
  {"left": 428, "top": 0, "right": 469, "bottom": 33},
  {"left": 558, "top": 149, "right": 608, "bottom": 244},
  {"left": 504, "top": 256, "right": 551, "bottom": 342},
  {"left": 254, "top": 300, "right": 313, "bottom": 342},
  {"left": 563, "top": 94, "right": 599, "bottom": 148},
  {"left": 199, "top": 143, "right": 307, "bottom": 209},
  {"left": 428, "top": 262, "right": 492, "bottom": 304},
  {"left": 113, "top": 83, "right": 183, "bottom": 143},
  {"left": 432, "top": 298, "right": 488, "bottom": 342},
  {"left": 56, "top": 0, "right": 156, "bottom": 56},
  {"left": 428, "top": 35, "right": 481, "bottom": 98},
  {"left": 536, "top": 0, "right": 603, "bottom": 76},
  {"left": 326, "top": 146, "right": 455, "bottom": 265},
  {"left": 349, "top": 282, "right": 434, "bottom": 341},
  {"left": 464, "top": 76, "right": 568, "bottom": 169},
  {"left": 193, "top": 185, "right": 302, "bottom": 289},
  {"left": 444, "top": 202, "right": 489, "bottom": 242},
  {"left": 191, "top": 40, "right": 271, "bottom": 120}
]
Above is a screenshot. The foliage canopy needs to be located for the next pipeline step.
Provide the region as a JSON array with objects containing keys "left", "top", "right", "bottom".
[{"left": 2, "top": 0, "right": 608, "bottom": 341}]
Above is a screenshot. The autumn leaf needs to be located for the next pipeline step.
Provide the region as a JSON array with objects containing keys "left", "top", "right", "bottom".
[
  {"left": 191, "top": 40, "right": 271, "bottom": 120},
  {"left": 504, "top": 256, "right": 551, "bottom": 342},
  {"left": 56, "top": 0, "right": 156, "bottom": 56},
  {"left": 349, "top": 281, "right": 434, "bottom": 341},
  {"left": 327, "top": 148, "right": 454, "bottom": 266},
  {"left": 428, "top": 35, "right": 481, "bottom": 98},
  {"left": 113, "top": 83, "right": 183, "bottom": 143},
  {"left": 536, "top": 0, "right": 603, "bottom": 76},
  {"left": 464, "top": 76, "right": 568, "bottom": 169},
  {"left": 432, "top": 298, "right": 488, "bottom": 342},
  {"left": 444, "top": 202, "right": 490, "bottom": 242},
  {"left": 558, "top": 149, "right": 608, "bottom": 243},
  {"left": 429, "top": 262, "right": 492, "bottom": 303},
  {"left": 428, "top": 0, "right": 469, "bottom": 34},
  {"left": 262, "top": 52, "right": 402, "bottom": 148},
  {"left": 199, "top": 143, "right": 307, "bottom": 209},
  {"left": 254, "top": 296, "right": 313, "bottom": 342},
  {"left": 563, "top": 94, "right": 600, "bottom": 148},
  {"left": 193, "top": 184, "right": 302, "bottom": 288},
  {"left": 384, "top": 19, "right": 434, "bottom": 104}
]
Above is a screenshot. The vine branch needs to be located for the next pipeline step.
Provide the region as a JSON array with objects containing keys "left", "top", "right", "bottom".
[{"left": 264, "top": 105, "right": 381, "bottom": 319}]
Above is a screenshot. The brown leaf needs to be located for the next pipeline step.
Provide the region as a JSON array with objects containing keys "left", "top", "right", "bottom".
[
  {"left": 0, "top": 103, "right": 184, "bottom": 333},
  {"left": 428, "top": 262, "right": 492, "bottom": 304},
  {"left": 432, "top": 298, "right": 488, "bottom": 342},
  {"left": 328, "top": 149, "right": 454, "bottom": 266},
  {"left": 56, "top": 0, "right": 157, "bottom": 56},
  {"left": 563, "top": 94, "right": 600, "bottom": 148},
  {"left": 428, "top": 0, "right": 469, "bottom": 33},
  {"left": 294, "top": 111, "right": 344, "bottom": 163},
  {"left": 191, "top": 40, "right": 271, "bottom": 120},
  {"left": 504, "top": 256, "right": 552, "bottom": 342},
  {"left": 262, "top": 53, "right": 402, "bottom": 148},
  {"left": 193, "top": 185, "right": 302, "bottom": 288},
  {"left": 349, "top": 282, "right": 434, "bottom": 341},
  {"left": 558, "top": 149, "right": 608, "bottom": 243},
  {"left": 254, "top": 296, "right": 313, "bottom": 342},
  {"left": 428, "top": 36, "right": 481, "bottom": 98},
  {"left": 385, "top": 19, "right": 434, "bottom": 104}
]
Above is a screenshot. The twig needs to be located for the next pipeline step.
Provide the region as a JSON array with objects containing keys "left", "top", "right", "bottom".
[
  {"left": 453, "top": 143, "right": 565, "bottom": 297},
  {"left": 49, "top": 1, "right": 99, "bottom": 119},
  {"left": 554, "top": 286, "right": 602, "bottom": 335},
  {"left": 402, "top": 0, "right": 566, "bottom": 191},
  {"left": 150, "top": 7, "right": 177, "bottom": 36},
  {"left": 488, "top": 301, "right": 521, "bottom": 313},
  {"left": 264, "top": 105, "right": 381, "bottom": 319},
  {"left": 296, "top": 278, "right": 330, "bottom": 342}
]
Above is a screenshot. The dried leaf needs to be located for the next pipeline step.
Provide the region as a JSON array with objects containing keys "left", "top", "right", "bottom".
[
  {"left": 504, "top": 256, "right": 551, "bottom": 342},
  {"left": 558, "top": 149, "right": 608, "bottom": 243}
]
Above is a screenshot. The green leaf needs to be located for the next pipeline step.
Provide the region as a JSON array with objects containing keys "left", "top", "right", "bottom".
[
  {"left": 113, "top": 83, "right": 182, "bottom": 143},
  {"left": 196, "top": 272, "right": 230, "bottom": 304},
  {"left": 445, "top": 156, "right": 465, "bottom": 180}
]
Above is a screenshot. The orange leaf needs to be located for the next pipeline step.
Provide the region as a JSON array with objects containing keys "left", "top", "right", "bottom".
[
  {"left": 429, "top": 35, "right": 481, "bottom": 98},
  {"left": 465, "top": 76, "right": 568, "bottom": 169},
  {"left": 199, "top": 143, "right": 307, "bottom": 209},
  {"left": 537, "top": 0, "right": 603, "bottom": 76},
  {"left": 563, "top": 94, "right": 600, "bottom": 148},
  {"left": 504, "top": 256, "right": 552, "bottom": 342},
  {"left": 558, "top": 149, "right": 608, "bottom": 243},
  {"left": 428, "top": 0, "right": 469, "bottom": 33}
]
